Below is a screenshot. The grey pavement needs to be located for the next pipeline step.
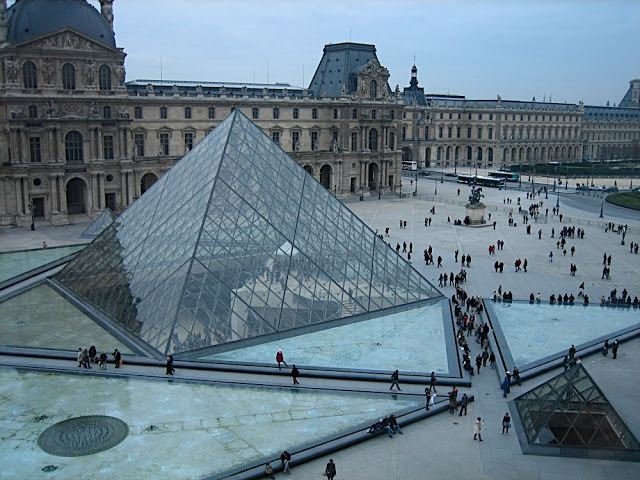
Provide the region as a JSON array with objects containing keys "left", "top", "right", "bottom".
[{"left": 1, "top": 178, "right": 640, "bottom": 479}]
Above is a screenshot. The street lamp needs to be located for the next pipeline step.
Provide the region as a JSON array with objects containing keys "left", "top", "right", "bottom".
[
  {"left": 454, "top": 160, "right": 457, "bottom": 175},
  {"left": 399, "top": 181, "right": 402, "bottom": 198},
  {"left": 531, "top": 163, "right": 536, "bottom": 195},
  {"left": 360, "top": 184, "right": 364, "bottom": 201},
  {"left": 378, "top": 180, "right": 382, "bottom": 200},
  {"left": 334, "top": 184, "right": 337, "bottom": 197},
  {"left": 545, "top": 174, "right": 549, "bottom": 199},
  {"left": 441, "top": 162, "right": 444, "bottom": 183},
  {"left": 27, "top": 201, "right": 35, "bottom": 231},
  {"left": 434, "top": 175, "right": 437, "bottom": 195},
  {"left": 414, "top": 168, "right": 418, "bottom": 196},
  {"left": 599, "top": 192, "right": 604, "bottom": 218}
]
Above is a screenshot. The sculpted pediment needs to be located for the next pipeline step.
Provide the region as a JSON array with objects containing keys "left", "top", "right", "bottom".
[
  {"left": 15, "top": 28, "right": 120, "bottom": 54},
  {"left": 358, "top": 59, "right": 390, "bottom": 79}
]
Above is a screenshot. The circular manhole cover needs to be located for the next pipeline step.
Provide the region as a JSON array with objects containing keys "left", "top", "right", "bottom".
[{"left": 38, "top": 415, "right": 128, "bottom": 457}]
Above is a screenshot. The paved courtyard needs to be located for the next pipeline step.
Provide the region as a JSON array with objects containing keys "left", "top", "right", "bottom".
[{"left": 1, "top": 176, "right": 639, "bottom": 479}]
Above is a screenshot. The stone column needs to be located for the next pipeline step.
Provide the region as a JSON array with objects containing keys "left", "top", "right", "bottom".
[
  {"left": 89, "top": 173, "right": 98, "bottom": 212},
  {"left": 53, "top": 128, "right": 60, "bottom": 161},
  {"left": 49, "top": 174, "right": 58, "bottom": 212},
  {"left": 98, "top": 173, "right": 105, "bottom": 209},
  {"left": 0, "top": 176, "right": 6, "bottom": 214},
  {"left": 134, "top": 170, "right": 141, "bottom": 198},
  {"left": 59, "top": 176, "right": 67, "bottom": 213},
  {"left": 96, "top": 128, "right": 102, "bottom": 160},
  {"left": 21, "top": 176, "right": 29, "bottom": 215},
  {"left": 120, "top": 170, "right": 128, "bottom": 207}
]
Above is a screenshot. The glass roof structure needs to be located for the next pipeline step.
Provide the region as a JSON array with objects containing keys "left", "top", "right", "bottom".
[
  {"left": 513, "top": 364, "right": 640, "bottom": 460},
  {"left": 81, "top": 208, "right": 117, "bottom": 238},
  {"left": 56, "top": 110, "right": 439, "bottom": 357}
]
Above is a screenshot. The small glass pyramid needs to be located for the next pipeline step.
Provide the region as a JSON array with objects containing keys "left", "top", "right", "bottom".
[
  {"left": 81, "top": 208, "right": 117, "bottom": 238},
  {"left": 514, "top": 363, "right": 640, "bottom": 458},
  {"left": 56, "top": 110, "right": 439, "bottom": 356}
]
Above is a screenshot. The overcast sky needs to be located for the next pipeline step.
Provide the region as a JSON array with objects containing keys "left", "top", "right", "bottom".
[{"left": 78, "top": 0, "right": 640, "bottom": 106}]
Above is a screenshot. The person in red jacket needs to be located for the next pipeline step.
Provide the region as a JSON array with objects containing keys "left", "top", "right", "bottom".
[{"left": 276, "top": 349, "right": 288, "bottom": 370}]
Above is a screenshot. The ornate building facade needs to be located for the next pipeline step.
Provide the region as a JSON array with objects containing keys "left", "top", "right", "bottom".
[{"left": 1, "top": 0, "right": 639, "bottom": 227}]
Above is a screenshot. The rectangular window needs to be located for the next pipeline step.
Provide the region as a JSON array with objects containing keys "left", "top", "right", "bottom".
[
  {"left": 29, "top": 137, "right": 42, "bottom": 163},
  {"left": 468, "top": 114, "right": 472, "bottom": 120},
  {"left": 404, "top": 127, "right": 408, "bottom": 140},
  {"left": 312, "top": 108, "right": 318, "bottom": 120},
  {"left": 351, "top": 131, "right": 358, "bottom": 151},
  {"left": 479, "top": 113, "right": 483, "bottom": 120},
  {"left": 488, "top": 128, "right": 493, "bottom": 140},
  {"left": 477, "top": 127, "right": 482, "bottom": 139},
  {"left": 448, "top": 127, "right": 452, "bottom": 138},
  {"left": 424, "top": 126, "right": 429, "bottom": 139},
  {"left": 271, "top": 131, "right": 280, "bottom": 145},
  {"left": 439, "top": 113, "right": 443, "bottom": 119},
  {"left": 134, "top": 133, "right": 145, "bottom": 157},
  {"left": 389, "top": 131, "right": 395, "bottom": 150},
  {"left": 103, "top": 135, "right": 114, "bottom": 160},
  {"left": 160, "top": 133, "right": 169, "bottom": 155},
  {"left": 311, "top": 131, "right": 318, "bottom": 150},
  {"left": 456, "top": 127, "right": 461, "bottom": 138},
  {"left": 489, "top": 114, "right": 493, "bottom": 120},
  {"left": 467, "top": 127, "right": 472, "bottom": 139},
  {"left": 208, "top": 107, "right": 215, "bottom": 119},
  {"left": 292, "top": 131, "right": 300, "bottom": 150},
  {"left": 184, "top": 132, "right": 194, "bottom": 151},
  {"left": 184, "top": 107, "right": 192, "bottom": 119}
]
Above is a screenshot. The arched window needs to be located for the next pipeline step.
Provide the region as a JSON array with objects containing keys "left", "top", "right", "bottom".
[
  {"left": 437, "top": 147, "right": 442, "bottom": 161},
  {"left": 65, "top": 131, "right": 84, "bottom": 164},
  {"left": 488, "top": 147, "right": 494, "bottom": 163},
  {"left": 467, "top": 146, "right": 472, "bottom": 161},
  {"left": 184, "top": 107, "right": 191, "bottom": 119},
  {"left": 293, "top": 108, "right": 299, "bottom": 119},
  {"left": 389, "top": 131, "right": 395, "bottom": 150},
  {"left": 446, "top": 146, "right": 451, "bottom": 161},
  {"left": 160, "top": 106, "right": 167, "bottom": 119},
  {"left": 134, "top": 106, "right": 143, "bottom": 119},
  {"left": 312, "top": 108, "right": 318, "bottom": 120},
  {"left": 98, "top": 65, "right": 111, "bottom": 90},
  {"left": 28, "top": 105, "right": 38, "bottom": 119},
  {"left": 252, "top": 107, "right": 259, "bottom": 119},
  {"left": 273, "top": 107, "right": 279, "bottom": 119},
  {"left": 477, "top": 147, "right": 483, "bottom": 162},
  {"left": 368, "top": 128, "right": 378, "bottom": 151},
  {"left": 455, "top": 146, "right": 460, "bottom": 161},
  {"left": 23, "top": 61, "right": 37, "bottom": 89},
  {"left": 369, "top": 79, "right": 377, "bottom": 97},
  {"left": 62, "top": 63, "right": 76, "bottom": 90},
  {"left": 103, "top": 106, "right": 111, "bottom": 119}
]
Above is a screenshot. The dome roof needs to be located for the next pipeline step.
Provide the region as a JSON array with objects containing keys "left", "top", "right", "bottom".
[{"left": 7, "top": 0, "right": 115, "bottom": 48}]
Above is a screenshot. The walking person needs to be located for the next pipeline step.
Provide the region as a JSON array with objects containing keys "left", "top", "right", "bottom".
[
  {"left": 425, "top": 387, "right": 434, "bottom": 411},
  {"left": 88, "top": 345, "right": 97, "bottom": 365},
  {"left": 501, "top": 376, "right": 510, "bottom": 398},
  {"left": 291, "top": 365, "right": 300, "bottom": 384},
  {"left": 325, "top": 459, "right": 337, "bottom": 480},
  {"left": 77, "top": 348, "right": 84, "bottom": 368},
  {"left": 99, "top": 351, "right": 108, "bottom": 370},
  {"left": 276, "top": 349, "right": 288, "bottom": 370},
  {"left": 612, "top": 339, "right": 619, "bottom": 359},
  {"left": 113, "top": 348, "right": 121, "bottom": 368},
  {"left": 475, "top": 354, "right": 482, "bottom": 374},
  {"left": 390, "top": 369, "right": 401, "bottom": 391},
  {"left": 474, "top": 417, "right": 484, "bottom": 441},
  {"left": 82, "top": 348, "right": 91, "bottom": 369},
  {"left": 489, "top": 352, "right": 496, "bottom": 369},
  {"left": 502, "top": 412, "right": 511, "bottom": 434},
  {"left": 459, "top": 393, "right": 469, "bottom": 416},
  {"left": 166, "top": 355, "right": 175, "bottom": 375},
  {"left": 430, "top": 371, "right": 437, "bottom": 392}
]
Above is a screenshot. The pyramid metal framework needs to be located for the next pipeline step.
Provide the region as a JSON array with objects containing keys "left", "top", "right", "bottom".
[
  {"left": 56, "top": 110, "right": 440, "bottom": 356},
  {"left": 513, "top": 364, "right": 640, "bottom": 459},
  {"left": 81, "top": 208, "right": 117, "bottom": 238}
]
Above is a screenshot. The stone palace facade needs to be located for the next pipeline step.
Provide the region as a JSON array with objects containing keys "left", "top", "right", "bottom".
[{"left": 1, "top": 0, "right": 639, "bottom": 226}]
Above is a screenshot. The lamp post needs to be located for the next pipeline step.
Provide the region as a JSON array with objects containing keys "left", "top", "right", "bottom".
[
  {"left": 27, "top": 201, "right": 35, "bottom": 231},
  {"left": 360, "top": 184, "right": 364, "bottom": 201},
  {"left": 519, "top": 161, "right": 522, "bottom": 188},
  {"left": 531, "top": 163, "right": 536, "bottom": 195},
  {"left": 378, "top": 180, "right": 382, "bottom": 200},
  {"left": 599, "top": 192, "right": 604, "bottom": 218},
  {"left": 434, "top": 175, "right": 437, "bottom": 195},
  {"left": 399, "top": 181, "right": 402, "bottom": 198},
  {"left": 414, "top": 168, "right": 418, "bottom": 196},
  {"left": 565, "top": 164, "right": 569, "bottom": 190},
  {"left": 556, "top": 185, "right": 560, "bottom": 208},
  {"left": 454, "top": 160, "right": 457, "bottom": 175},
  {"left": 545, "top": 174, "right": 549, "bottom": 199},
  {"left": 334, "top": 184, "right": 337, "bottom": 197},
  {"left": 441, "top": 162, "right": 444, "bottom": 183}
]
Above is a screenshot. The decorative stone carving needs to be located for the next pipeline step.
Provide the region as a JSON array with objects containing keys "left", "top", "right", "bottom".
[
  {"left": 196, "top": 85, "right": 203, "bottom": 95},
  {"left": 341, "top": 83, "right": 347, "bottom": 96},
  {"left": 114, "top": 64, "right": 125, "bottom": 85},
  {"left": 172, "top": 84, "right": 179, "bottom": 95},
  {"left": 4, "top": 57, "right": 18, "bottom": 84},
  {"left": 84, "top": 59, "right": 96, "bottom": 85},
  {"left": 146, "top": 83, "right": 154, "bottom": 94},
  {"left": 46, "top": 101, "right": 60, "bottom": 118},
  {"left": 41, "top": 58, "right": 54, "bottom": 85},
  {"left": 359, "top": 59, "right": 390, "bottom": 78},
  {"left": 241, "top": 86, "right": 247, "bottom": 95},
  {"left": 100, "top": 1, "right": 115, "bottom": 29},
  {"left": 89, "top": 100, "right": 99, "bottom": 116},
  {"left": 118, "top": 106, "right": 129, "bottom": 118}
]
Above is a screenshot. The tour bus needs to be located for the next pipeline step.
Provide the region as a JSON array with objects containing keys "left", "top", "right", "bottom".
[
  {"left": 488, "top": 170, "right": 520, "bottom": 182},
  {"left": 402, "top": 160, "right": 418, "bottom": 171},
  {"left": 457, "top": 174, "right": 505, "bottom": 189}
]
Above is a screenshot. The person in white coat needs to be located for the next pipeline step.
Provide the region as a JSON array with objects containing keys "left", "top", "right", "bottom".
[{"left": 474, "top": 417, "right": 484, "bottom": 441}]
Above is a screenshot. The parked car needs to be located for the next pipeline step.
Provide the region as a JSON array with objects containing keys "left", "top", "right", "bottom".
[
  {"left": 606, "top": 186, "right": 618, "bottom": 193},
  {"left": 418, "top": 171, "right": 431, "bottom": 177}
]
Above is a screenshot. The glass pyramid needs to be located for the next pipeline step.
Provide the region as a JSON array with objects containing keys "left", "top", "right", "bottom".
[
  {"left": 81, "top": 208, "right": 117, "bottom": 238},
  {"left": 514, "top": 364, "right": 640, "bottom": 457},
  {"left": 56, "top": 110, "right": 439, "bottom": 356}
]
